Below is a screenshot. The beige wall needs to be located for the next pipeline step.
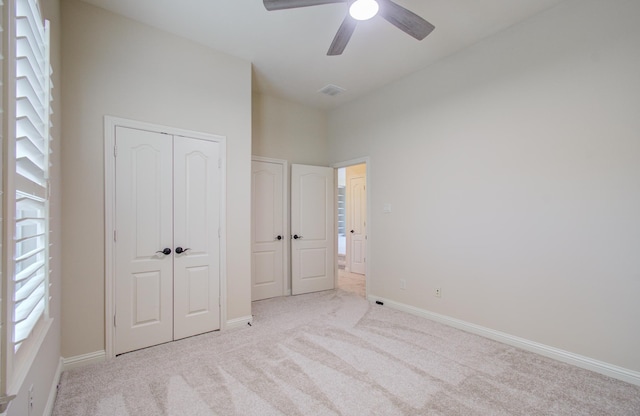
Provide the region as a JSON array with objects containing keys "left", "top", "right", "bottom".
[
  {"left": 252, "top": 92, "right": 328, "bottom": 165},
  {"left": 328, "top": 0, "right": 640, "bottom": 372},
  {"left": 60, "top": 0, "right": 252, "bottom": 358},
  {"left": 346, "top": 164, "right": 366, "bottom": 177}
]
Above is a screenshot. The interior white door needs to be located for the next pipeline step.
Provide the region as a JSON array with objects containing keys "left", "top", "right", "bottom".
[
  {"left": 115, "top": 127, "right": 174, "bottom": 354},
  {"left": 348, "top": 174, "right": 366, "bottom": 275},
  {"left": 251, "top": 160, "right": 285, "bottom": 301},
  {"left": 115, "top": 127, "right": 221, "bottom": 354},
  {"left": 173, "top": 136, "right": 221, "bottom": 340},
  {"left": 291, "top": 164, "right": 335, "bottom": 295}
]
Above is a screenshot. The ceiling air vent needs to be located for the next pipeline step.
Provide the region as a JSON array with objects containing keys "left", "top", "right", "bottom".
[{"left": 318, "top": 84, "right": 346, "bottom": 97}]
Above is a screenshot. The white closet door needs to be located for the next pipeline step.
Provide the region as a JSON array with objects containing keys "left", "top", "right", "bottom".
[
  {"left": 173, "top": 136, "right": 221, "bottom": 339},
  {"left": 115, "top": 127, "right": 173, "bottom": 355},
  {"left": 114, "top": 127, "right": 221, "bottom": 354},
  {"left": 291, "top": 164, "right": 335, "bottom": 295},
  {"left": 251, "top": 160, "right": 285, "bottom": 301}
]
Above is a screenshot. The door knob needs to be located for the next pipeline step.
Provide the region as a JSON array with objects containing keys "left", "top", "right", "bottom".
[
  {"left": 156, "top": 248, "right": 171, "bottom": 255},
  {"left": 175, "top": 247, "right": 190, "bottom": 254},
  {"left": 275, "top": 235, "right": 282, "bottom": 240},
  {"left": 350, "top": 230, "right": 355, "bottom": 234},
  {"left": 292, "top": 234, "right": 303, "bottom": 240}
]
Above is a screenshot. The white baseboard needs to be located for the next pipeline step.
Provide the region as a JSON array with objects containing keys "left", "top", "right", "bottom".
[
  {"left": 368, "top": 295, "right": 640, "bottom": 387},
  {"left": 45, "top": 358, "right": 64, "bottom": 416},
  {"left": 226, "top": 315, "right": 253, "bottom": 330},
  {"left": 62, "top": 350, "right": 107, "bottom": 371}
]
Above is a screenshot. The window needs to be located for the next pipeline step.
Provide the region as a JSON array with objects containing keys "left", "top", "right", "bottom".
[
  {"left": 2, "top": 0, "right": 53, "bottom": 401},
  {"left": 2, "top": 0, "right": 52, "bottom": 398},
  {"left": 13, "top": 0, "right": 51, "bottom": 354}
]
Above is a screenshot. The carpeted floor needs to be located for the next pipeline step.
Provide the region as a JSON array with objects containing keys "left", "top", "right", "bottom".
[
  {"left": 53, "top": 289, "right": 640, "bottom": 415},
  {"left": 337, "top": 269, "right": 365, "bottom": 298}
]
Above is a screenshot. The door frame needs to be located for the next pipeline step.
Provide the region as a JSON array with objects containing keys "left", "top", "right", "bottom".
[
  {"left": 332, "top": 157, "right": 370, "bottom": 300},
  {"left": 104, "top": 116, "right": 227, "bottom": 359},
  {"left": 250, "top": 156, "right": 290, "bottom": 297}
]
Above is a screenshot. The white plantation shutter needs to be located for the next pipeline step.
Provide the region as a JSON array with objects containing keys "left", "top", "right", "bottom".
[
  {"left": 13, "top": 0, "right": 51, "bottom": 352},
  {"left": 1, "top": 2, "right": 12, "bottom": 410},
  {"left": 0, "top": 0, "right": 4, "bottom": 369}
]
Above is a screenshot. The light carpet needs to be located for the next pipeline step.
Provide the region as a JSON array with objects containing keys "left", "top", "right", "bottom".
[
  {"left": 338, "top": 269, "right": 366, "bottom": 298},
  {"left": 53, "top": 289, "right": 640, "bottom": 415}
]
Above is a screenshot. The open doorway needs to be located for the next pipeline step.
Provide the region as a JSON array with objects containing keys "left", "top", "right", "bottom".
[{"left": 337, "top": 163, "right": 366, "bottom": 297}]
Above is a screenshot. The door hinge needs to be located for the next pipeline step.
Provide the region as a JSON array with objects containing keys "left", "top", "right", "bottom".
[
  {"left": 113, "top": 314, "right": 117, "bottom": 327},
  {"left": 218, "top": 158, "right": 221, "bottom": 169},
  {"left": 218, "top": 228, "right": 221, "bottom": 238},
  {"left": 114, "top": 145, "right": 117, "bottom": 157},
  {"left": 114, "top": 230, "right": 117, "bottom": 242}
]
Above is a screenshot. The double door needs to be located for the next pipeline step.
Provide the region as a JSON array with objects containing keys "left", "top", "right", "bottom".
[
  {"left": 251, "top": 161, "right": 334, "bottom": 300},
  {"left": 115, "top": 127, "right": 221, "bottom": 355}
]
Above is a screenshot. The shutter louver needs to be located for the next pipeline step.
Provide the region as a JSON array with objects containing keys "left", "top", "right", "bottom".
[{"left": 13, "top": 0, "right": 51, "bottom": 352}]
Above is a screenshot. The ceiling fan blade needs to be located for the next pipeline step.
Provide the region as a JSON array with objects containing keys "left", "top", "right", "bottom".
[
  {"left": 327, "top": 15, "right": 357, "bottom": 56},
  {"left": 263, "top": 0, "right": 347, "bottom": 11},
  {"left": 378, "top": 0, "right": 435, "bottom": 40}
]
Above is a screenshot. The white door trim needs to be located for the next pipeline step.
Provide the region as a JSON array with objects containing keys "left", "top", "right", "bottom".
[
  {"left": 332, "top": 157, "right": 370, "bottom": 300},
  {"left": 251, "top": 156, "right": 290, "bottom": 296},
  {"left": 104, "top": 116, "right": 227, "bottom": 359}
]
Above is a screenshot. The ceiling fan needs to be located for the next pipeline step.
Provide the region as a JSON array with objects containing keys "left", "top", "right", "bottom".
[{"left": 263, "top": 0, "right": 435, "bottom": 56}]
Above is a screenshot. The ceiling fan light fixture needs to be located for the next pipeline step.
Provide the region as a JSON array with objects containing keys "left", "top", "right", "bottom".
[{"left": 349, "top": 0, "right": 379, "bottom": 21}]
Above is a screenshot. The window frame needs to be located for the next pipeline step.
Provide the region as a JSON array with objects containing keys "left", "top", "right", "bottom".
[{"left": 1, "top": 0, "right": 53, "bottom": 395}]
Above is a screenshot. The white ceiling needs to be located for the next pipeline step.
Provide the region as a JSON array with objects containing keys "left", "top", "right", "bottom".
[{"left": 78, "top": 0, "right": 566, "bottom": 110}]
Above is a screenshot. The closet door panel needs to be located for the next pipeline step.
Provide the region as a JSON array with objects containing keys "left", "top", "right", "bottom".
[
  {"left": 114, "top": 127, "right": 173, "bottom": 354},
  {"left": 251, "top": 160, "right": 285, "bottom": 301},
  {"left": 173, "top": 136, "right": 221, "bottom": 339}
]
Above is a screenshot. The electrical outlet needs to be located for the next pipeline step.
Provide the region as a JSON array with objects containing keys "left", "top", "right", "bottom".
[
  {"left": 399, "top": 279, "right": 406, "bottom": 290},
  {"left": 435, "top": 288, "right": 442, "bottom": 298},
  {"left": 28, "top": 385, "right": 34, "bottom": 416}
]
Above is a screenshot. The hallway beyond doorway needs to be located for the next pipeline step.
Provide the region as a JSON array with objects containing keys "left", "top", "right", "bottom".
[{"left": 338, "top": 269, "right": 365, "bottom": 298}]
